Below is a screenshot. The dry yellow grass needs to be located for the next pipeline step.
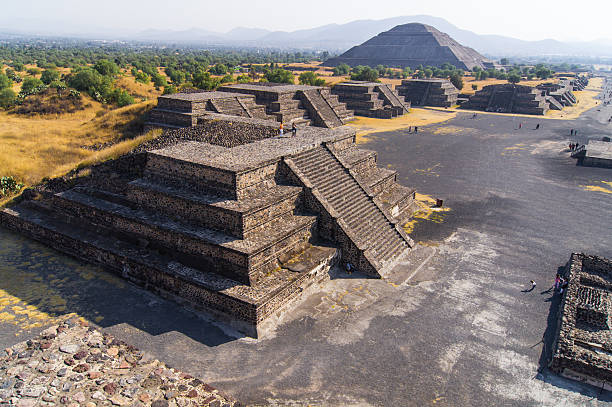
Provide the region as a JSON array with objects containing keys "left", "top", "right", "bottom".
[
  {"left": 116, "top": 70, "right": 162, "bottom": 100},
  {"left": 0, "top": 99, "right": 156, "bottom": 186},
  {"left": 347, "top": 108, "right": 457, "bottom": 144}
]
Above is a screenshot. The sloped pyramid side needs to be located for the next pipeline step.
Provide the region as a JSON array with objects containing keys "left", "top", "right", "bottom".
[{"left": 325, "top": 23, "right": 492, "bottom": 70}]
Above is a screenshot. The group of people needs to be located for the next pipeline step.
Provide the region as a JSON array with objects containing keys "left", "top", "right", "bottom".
[
  {"left": 279, "top": 122, "right": 298, "bottom": 137},
  {"left": 554, "top": 274, "right": 569, "bottom": 294},
  {"left": 408, "top": 126, "right": 418, "bottom": 133},
  {"left": 569, "top": 142, "right": 581, "bottom": 151}
]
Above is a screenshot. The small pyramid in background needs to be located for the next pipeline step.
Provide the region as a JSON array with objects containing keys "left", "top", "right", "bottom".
[{"left": 325, "top": 23, "right": 495, "bottom": 71}]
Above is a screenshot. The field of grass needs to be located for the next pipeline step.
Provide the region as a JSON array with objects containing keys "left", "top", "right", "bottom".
[{"left": 0, "top": 98, "right": 156, "bottom": 188}]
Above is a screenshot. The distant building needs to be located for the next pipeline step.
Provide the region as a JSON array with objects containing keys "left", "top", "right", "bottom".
[{"left": 324, "top": 23, "right": 494, "bottom": 71}]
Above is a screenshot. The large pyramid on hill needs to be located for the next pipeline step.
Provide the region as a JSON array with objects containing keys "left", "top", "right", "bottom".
[{"left": 324, "top": 23, "right": 494, "bottom": 70}]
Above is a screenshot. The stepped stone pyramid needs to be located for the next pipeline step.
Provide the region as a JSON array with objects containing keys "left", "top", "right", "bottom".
[
  {"left": 219, "top": 83, "right": 354, "bottom": 128},
  {"left": 464, "top": 83, "right": 551, "bottom": 115},
  {"left": 0, "top": 117, "right": 417, "bottom": 337},
  {"left": 324, "top": 23, "right": 494, "bottom": 70},
  {"left": 396, "top": 79, "right": 459, "bottom": 107},
  {"left": 147, "top": 91, "right": 272, "bottom": 128},
  {"left": 146, "top": 84, "right": 355, "bottom": 130},
  {"left": 331, "top": 81, "right": 410, "bottom": 118}
]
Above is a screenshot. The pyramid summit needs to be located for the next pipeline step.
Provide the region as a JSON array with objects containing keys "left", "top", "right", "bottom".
[{"left": 325, "top": 23, "right": 494, "bottom": 71}]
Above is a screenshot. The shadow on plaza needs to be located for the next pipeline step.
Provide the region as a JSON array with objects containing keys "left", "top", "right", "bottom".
[
  {"left": 534, "top": 264, "right": 612, "bottom": 401},
  {"left": 0, "top": 229, "right": 238, "bottom": 347}
]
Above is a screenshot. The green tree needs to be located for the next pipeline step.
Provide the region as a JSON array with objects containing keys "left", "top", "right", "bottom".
[
  {"left": 94, "top": 59, "right": 120, "bottom": 76},
  {"left": 21, "top": 77, "right": 44, "bottom": 93},
  {"left": 162, "top": 85, "right": 177, "bottom": 95},
  {"left": 108, "top": 88, "right": 134, "bottom": 107},
  {"left": 507, "top": 72, "right": 521, "bottom": 84},
  {"left": 26, "top": 67, "right": 41, "bottom": 76},
  {"left": 67, "top": 67, "right": 113, "bottom": 100},
  {"left": 264, "top": 69, "right": 294, "bottom": 84},
  {"left": 192, "top": 71, "right": 220, "bottom": 90},
  {"left": 423, "top": 69, "right": 433, "bottom": 78},
  {"left": 40, "top": 69, "right": 60, "bottom": 85},
  {"left": 0, "top": 88, "right": 16, "bottom": 109},
  {"left": 220, "top": 74, "right": 234, "bottom": 84},
  {"left": 471, "top": 84, "right": 478, "bottom": 91},
  {"left": 298, "top": 71, "right": 325, "bottom": 86},
  {"left": 500, "top": 58, "right": 509, "bottom": 65},
  {"left": 134, "top": 71, "right": 150, "bottom": 84},
  {"left": 350, "top": 66, "right": 378, "bottom": 82},
  {"left": 332, "top": 63, "right": 351, "bottom": 76},
  {"left": 151, "top": 72, "right": 167, "bottom": 88},
  {"left": 0, "top": 73, "right": 12, "bottom": 90},
  {"left": 210, "top": 63, "right": 228, "bottom": 75},
  {"left": 449, "top": 73, "right": 463, "bottom": 90}
]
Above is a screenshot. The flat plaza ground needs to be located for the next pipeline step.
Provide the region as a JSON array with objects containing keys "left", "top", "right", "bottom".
[{"left": 2, "top": 87, "right": 612, "bottom": 406}]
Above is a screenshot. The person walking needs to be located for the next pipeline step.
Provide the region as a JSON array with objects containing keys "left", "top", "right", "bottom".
[
  {"left": 414, "top": 126, "right": 418, "bottom": 133},
  {"left": 535, "top": 123, "right": 540, "bottom": 130},
  {"left": 554, "top": 274, "right": 561, "bottom": 291},
  {"left": 408, "top": 126, "right": 412, "bottom": 133},
  {"left": 291, "top": 122, "right": 297, "bottom": 137},
  {"left": 519, "top": 123, "right": 522, "bottom": 129},
  {"left": 279, "top": 122, "right": 284, "bottom": 136}
]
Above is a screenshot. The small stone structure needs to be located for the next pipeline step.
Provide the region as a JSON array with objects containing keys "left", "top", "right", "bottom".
[
  {"left": 147, "top": 91, "right": 270, "bottom": 128},
  {"left": 324, "top": 23, "right": 495, "bottom": 70},
  {"left": 550, "top": 253, "right": 612, "bottom": 388},
  {"left": 464, "top": 83, "right": 550, "bottom": 115},
  {"left": 395, "top": 79, "right": 459, "bottom": 107},
  {"left": 219, "top": 83, "right": 354, "bottom": 128},
  {"left": 0, "top": 316, "right": 239, "bottom": 406},
  {"left": 331, "top": 81, "right": 410, "bottom": 118},
  {"left": 146, "top": 85, "right": 354, "bottom": 130},
  {"left": 571, "top": 140, "right": 612, "bottom": 168},
  {"left": 537, "top": 81, "right": 577, "bottom": 109},
  {"left": 0, "top": 118, "right": 417, "bottom": 338}
]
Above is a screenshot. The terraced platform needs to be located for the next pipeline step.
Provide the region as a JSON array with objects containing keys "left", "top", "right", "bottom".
[{"left": 0, "top": 122, "right": 417, "bottom": 337}]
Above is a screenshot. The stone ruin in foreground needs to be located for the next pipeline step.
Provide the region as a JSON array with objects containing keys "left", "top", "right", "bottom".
[
  {"left": 550, "top": 253, "right": 612, "bottom": 389},
  {"left": 0, "top": 114, "right": 417, "bottom": 337}
]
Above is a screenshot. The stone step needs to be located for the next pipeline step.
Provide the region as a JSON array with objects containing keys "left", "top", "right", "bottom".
[
  {"left": 361, "top": 167, "right": 397, "bottom": 195},
  {"left": 127, "top": 178, "right": 303, "bottom": 239},
  {"left": 50, "top": 189, "right": 317, "bottom": 286},
  {"left": 0, "top": 204, "right": 338, "bottom": 338}
]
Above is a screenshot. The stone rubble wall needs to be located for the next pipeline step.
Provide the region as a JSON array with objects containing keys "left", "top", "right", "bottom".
[{"left": 0, "top": 317, "right": 240, "bottom": 407}]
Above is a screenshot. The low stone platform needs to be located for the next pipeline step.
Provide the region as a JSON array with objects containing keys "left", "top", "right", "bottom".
[
  {"left": 0, "top": 119, "right": 417, "bottom": 338},
  {"left": 331, "top": 81, "right": 410, "bottom": 118},
  {"left": 0, "top": 316, "right": 239, "bottom": 406},
  {"left": 219, "top": 83, "right": 354, "bottom": 128},
  {"left": 572, "top": 140, "right": 612, "bottom": 168},
  {"left": 550, "top": 253, "right": 612, "bottom": 388},
  {"left": 464, "top": 83, "right": 550, "bottom": 115},
  {"left": 396, "top": 79, "right": 459, "bottom": 107}
]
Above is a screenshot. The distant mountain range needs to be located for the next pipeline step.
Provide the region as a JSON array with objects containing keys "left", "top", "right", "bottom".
[{"left": 3, "top": 15, "right": 612, "bottom": 58}]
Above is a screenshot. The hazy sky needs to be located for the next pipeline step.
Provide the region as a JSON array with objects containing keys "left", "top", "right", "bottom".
[{"left": 1, "top": 0, "right": 611, "bottom": 42}]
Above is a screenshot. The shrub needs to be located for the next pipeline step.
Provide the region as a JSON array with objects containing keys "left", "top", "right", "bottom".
[
  {"left": 162, "top": 85, "right": 177, "bottom": 95},
  {"left": 192, "top": 71, "right": 220, "bottom": 90},
  {"left": 151, "top": 72, "right": 167, "bottom": 88},
  {"left": 40, "top": 69, "right": 60, "bottom": 85},
  {"left": 220, "top": 74, "right": 234, "bottom": 84},
  {"left": 332, "top": 63, "right": 351, "bottom": 76},
  {"left": 236, "top": 74, "right": 250, "bottom": 83},
  {"left": 299, "top": 71, "right": 325, "bottom": 86},
  {"left": 94, "top": 59, "right": 120, "bottom": 77},
  {"left": 210, "top": 64, "right": 228, "bottom": 75},
  {"left": 67, "top": 67, "right": 113, "bottom": 100},
  {"left": 108, "top": 88, "right": 134, "bottom": 107},
  {"left": 471, "top": 84, "right": 478, "bottom": 91},
  {"left": 264, "top": 69, "right": 294, "bottom": 84},
  {"left": 134, "top": 71, "right": 150, "bottom": 84},
  {"left": 507, "top": 73, "right": 521, "bottom": 84},
  {"left": 21, "top": 77, "right": 44, "bottom": 93},
  {"left": 26, "top": 67, "right": 41, "bottom": 76},
  {"left": 350, "top": 66, "right": 378, "bottom": 82},
  {"left": 0, "top": 88, "right": 17, "bottom": 109},
  {"left": 0, "top": 176, "right": 23, "bottom": 197},
  {"left": 0, "top": 73, "right": 12, "bottom": 90},
  {"left": 449, "top": 73, "right": 464, "bottom": 90}
]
